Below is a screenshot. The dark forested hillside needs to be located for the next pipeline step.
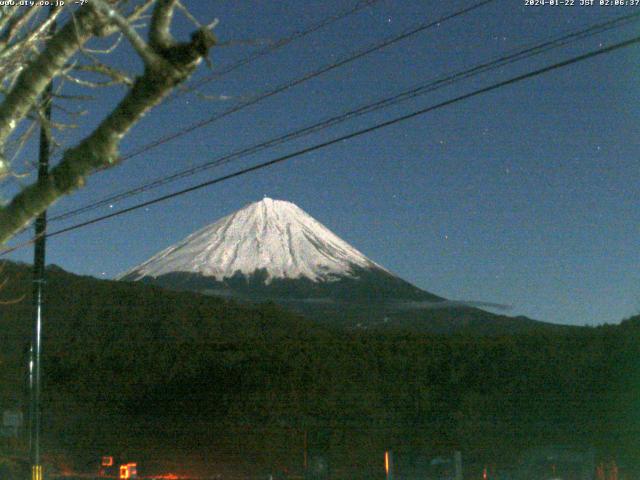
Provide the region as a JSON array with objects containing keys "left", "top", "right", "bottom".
[
  {"left": 1, "top": 261, "right": 638, "bottom": 477},
  {"left": 135, "top": 268, "right": 569, "bottom": 335}
]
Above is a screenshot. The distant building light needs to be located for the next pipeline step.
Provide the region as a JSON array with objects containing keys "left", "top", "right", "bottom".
[
  {"left": 118, "top": 462, "right": 138, "bottom": 479},
  {"left": 102, "top": 456, "right": 114, "bottom": 467}
]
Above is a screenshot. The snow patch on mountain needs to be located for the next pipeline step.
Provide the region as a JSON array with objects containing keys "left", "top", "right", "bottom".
[{"left": 119, "top": 198, "right": 389, "bottom": 283}]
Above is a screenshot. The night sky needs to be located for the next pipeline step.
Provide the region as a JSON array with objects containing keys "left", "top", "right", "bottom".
[{"left": 2, "top": 0, "right": 639, "bottom": 326}]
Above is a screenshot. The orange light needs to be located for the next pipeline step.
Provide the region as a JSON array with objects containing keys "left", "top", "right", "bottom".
[
  {"left": 119, "top": 465, "right": 130, "bottom": 479},
  {"left": 609, "top": 460, "right": 619, "bottom": 480},
  {"left": 384, "top": 451, "right": 390, "bottom": 475},
  {"left": 597, "top": 463, "right": 605, "bottom": 480},
  {"left": 102, "top": 456, "right": 114, "bottom": 467}
]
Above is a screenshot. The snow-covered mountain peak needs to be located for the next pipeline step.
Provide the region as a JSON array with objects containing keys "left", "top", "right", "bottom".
[{"left": 119, "top": 198, "right": 388, "bottom": 283}]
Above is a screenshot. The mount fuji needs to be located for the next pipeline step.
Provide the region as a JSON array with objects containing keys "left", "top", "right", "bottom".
[
  {"left": 121, "top": 197, "right": 391, "bottom": 284},
  {"left": 119, "top": 198, "right": 558, "bottom": 334}
]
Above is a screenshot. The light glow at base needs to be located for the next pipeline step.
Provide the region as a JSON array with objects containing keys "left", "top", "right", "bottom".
[
  {"left": 385, "top": 450, "right": 390, "bottom": 475},
  {"left": 119, "top": 463, "right": 137, "bottom": 479},
  {"left": 31, "top": 465, "right": 43, "bottom": 480}
]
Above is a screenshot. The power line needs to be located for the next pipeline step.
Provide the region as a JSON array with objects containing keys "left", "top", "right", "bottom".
[
  {"left": 6, "top": 1, "right": 381, "bottom": 187},
  {"left": 109, "top": 0, "right": 498, "bottom": 165},
  {"left": 3, "top": 0, "right": 383, "bottom": 232},
  {"left": 173, "top": 0, "right": 381, "bottom": 99},
  {"left": 29, "top": 0, "right": 379, "bottom": 174},
  {"left": 48, "top": 10, "right": 640, "bottom": 223},
  {"left": 8, "top": 0, "right": 497, "bottom": 236},
  {"left": 1, "top": 32, "right": 636, "bottom": 257}
]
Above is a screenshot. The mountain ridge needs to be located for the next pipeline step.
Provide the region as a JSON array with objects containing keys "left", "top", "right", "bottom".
[{"left": 119, "top": 198, "right": 566, "bottom": 334}]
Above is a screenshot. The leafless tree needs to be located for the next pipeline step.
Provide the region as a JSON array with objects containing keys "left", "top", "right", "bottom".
[{"left": 0, "top": 0, "right": 217, "bottom": 244}]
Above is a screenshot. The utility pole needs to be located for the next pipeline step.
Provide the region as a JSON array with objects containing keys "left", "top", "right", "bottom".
[
  {"left": 303, "top": 429, "right": 308, "bottom": 473},
  {"left": 29, "top": 8, "right": 55, "bottom": 480}
]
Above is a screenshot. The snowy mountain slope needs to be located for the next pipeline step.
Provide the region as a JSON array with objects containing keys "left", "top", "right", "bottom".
[
  {"left": 119, "top": 197, "right": 389, "bottom": 283},
  {"left": 118, "top": 198, "right": 560, "bottom": 333}
]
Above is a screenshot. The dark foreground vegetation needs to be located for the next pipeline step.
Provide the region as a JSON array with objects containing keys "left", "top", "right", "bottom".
[{"left": 1, "top": 261, "right": 639, "bottom": 478}]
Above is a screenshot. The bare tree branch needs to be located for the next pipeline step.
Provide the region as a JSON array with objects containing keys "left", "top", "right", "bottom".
[
  {"left": 52, "top": 103, "right": 88, "bottom": 117},
  {"left": 0, "top": 2, "right": 217, "bottom": 243},
  {"left": 0, "top": 8, "right": 63, "bottom": 70},
  {"left": 62, "top": 70, "right": 121, "bottom": 88},
  {"left": 0, "top": 7, "right": 103, "bottom": 166},
  {"left": 52, "top": 93, "right": 95, "bottom": 101},
  {"left": 80, "top": 33, "right": 123, "bottom": 55},
  {"left": 176, "top": 0, "right": 202, "bottom": 29},
  {"left": 91, "top": 0, "right": 165, "bottom": 68},
  {"left": 0, "top": 7, "right": 39, "bottom": 49},
  {"left": 127, "top": 0, "right": 157, "bottom": 23},
  {"left": 73, "top": 62, "right": 133, "bottom": 86},
  {"left": 6, "top": 119, "right": 38, "bottom": 170},
  {"left": 150, "top": 0, "right": 178, "bottom": 51}
]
